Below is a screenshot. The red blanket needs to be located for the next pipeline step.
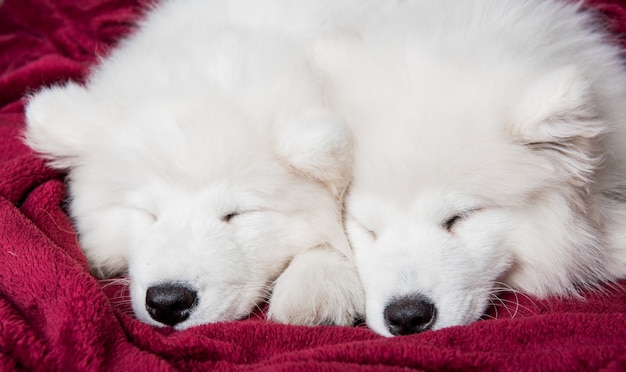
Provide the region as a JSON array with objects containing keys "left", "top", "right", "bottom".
[{"left": 1, "top": 0, "right": 626, "bottom": 370}]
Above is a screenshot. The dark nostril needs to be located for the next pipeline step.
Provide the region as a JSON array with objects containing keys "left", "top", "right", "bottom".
[
  {"left": 384, "top": 294, "right": 437, "bottom": 336},
  {"left": 145, "top": 283, "right": 198, "bottom": 326}
]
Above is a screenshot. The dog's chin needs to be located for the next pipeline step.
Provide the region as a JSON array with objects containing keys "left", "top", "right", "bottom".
[
  {"left": 366, "top": 288, "right": 494, "bottom": 337},
  {"left": 129, "top": 282, "right": 261, "bottom": 329},
  {"left": 170, "top": 309, "right": 249, "bottom": 330},
  {"left": 367, "top": 308, "right": 484, "bottom": 337},
  {"left": 132, "top": 300, "right": 257, "bottom": 330}
]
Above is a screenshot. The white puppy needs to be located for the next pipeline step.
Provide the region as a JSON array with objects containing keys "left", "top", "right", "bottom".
[
  {"left": 315, "top": 0, "right": 626, "bottom": 336},
  {"left": 24, "top": 0, "right": 364, "bottom": 329}
]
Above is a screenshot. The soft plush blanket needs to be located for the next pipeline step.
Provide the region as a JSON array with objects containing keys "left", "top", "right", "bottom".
[{"left": 1, "top": 0, "right": 626, "bottom": 370}]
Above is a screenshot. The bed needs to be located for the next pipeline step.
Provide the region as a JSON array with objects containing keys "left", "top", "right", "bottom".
[{"left": 1, "top": 0, "right": 626, "bottom": 370}]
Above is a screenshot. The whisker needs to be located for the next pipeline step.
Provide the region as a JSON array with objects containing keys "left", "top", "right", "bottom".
[
  {"left": 100, "top": 278, "right": 131, "bottom": 289},
  {"left": 37, "top": 208, "right": 78, "bottom": 236},
  {"left": 483, "top": 282, "right": 540, "bottom": 320},
  {"left": 97, "top": 277, "right": 134, "bottom": 314}
]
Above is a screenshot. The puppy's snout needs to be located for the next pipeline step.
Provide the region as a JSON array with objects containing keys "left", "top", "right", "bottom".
[
  {"left": 384, "top": 294, "right": 437, "bottom": 336},
  {"left": 145, "top": 283, "right": 198, "bottom": 326}
]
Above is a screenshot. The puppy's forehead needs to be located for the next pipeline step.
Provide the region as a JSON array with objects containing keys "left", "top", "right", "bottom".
[{"left": 351, "top": 120, "right": 546, "bottom": 208}]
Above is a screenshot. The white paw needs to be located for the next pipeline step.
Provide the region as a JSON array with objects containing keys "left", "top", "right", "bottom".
[{"left": 268, "top": 246, "right": 365, "bottom": 326}]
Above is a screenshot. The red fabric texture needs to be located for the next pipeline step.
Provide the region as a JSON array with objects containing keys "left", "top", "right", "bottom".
[{"left": 1, "top": 0, "right": 626, "bottom": 370}]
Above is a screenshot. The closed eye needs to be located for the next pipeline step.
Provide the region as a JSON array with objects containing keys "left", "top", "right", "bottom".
[
  {"left": 351, "top": 219, "right": 377, "bottom": 241},
  {"left": 443, "top": 214, "right": 463, "bottom": 231},
  {"left": 365, "top": 226, "right": 377, "bottom": 241},
  {"left": 442, "top": 208, "right": 481, "bottom": 232},
  {"left": 221, "top": 209, "right": 263, "bottom": 223},
  {"left": 221, "top": 211, "right": 241, "bottom": 223}
]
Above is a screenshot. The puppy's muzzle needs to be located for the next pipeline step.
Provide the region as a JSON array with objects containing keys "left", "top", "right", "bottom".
[
  {"left": 145, "top": 283, "right": 198, "bottom": 326},
  {"left": 384, "top": 294, "right": 437, "bottom": 336}
]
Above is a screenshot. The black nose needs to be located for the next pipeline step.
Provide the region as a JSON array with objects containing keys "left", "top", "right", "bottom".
[
  {"left": 145, "top": 283, "right": 198, "bottom": 326},
  {"left": 384, "top": 294, "right": 437, "bottom": 336}
]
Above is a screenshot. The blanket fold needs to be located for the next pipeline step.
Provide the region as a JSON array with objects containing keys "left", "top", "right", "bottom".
[{"left": 1, "top": 0, "right": 626, "bottom": 370}]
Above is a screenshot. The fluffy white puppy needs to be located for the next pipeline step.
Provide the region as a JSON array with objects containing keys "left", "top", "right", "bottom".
[
  {"left": 24, "top": 0, "right": 364, "bottom": 329},
  {"left": 315, "top": 0, "right": 626, "bottom": 336}
]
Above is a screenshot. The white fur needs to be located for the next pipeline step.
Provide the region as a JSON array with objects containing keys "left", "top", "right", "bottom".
[
  {"left": 24, "top": 0, "right": 365, "bottom": 329},
  {"left": 314, "top": 0, "right": 626, "bottom": 336}
]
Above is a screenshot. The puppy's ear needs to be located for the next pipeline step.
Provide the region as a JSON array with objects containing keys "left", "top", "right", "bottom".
[
  {"left": 276, "top": 109, "right": 353, "bottom": 197},
  {"left": 510, "top": 66, "right": 607, "bottom": 186},
  {"left": 24, "top": 82, "right": 93, "bottom": 169}
]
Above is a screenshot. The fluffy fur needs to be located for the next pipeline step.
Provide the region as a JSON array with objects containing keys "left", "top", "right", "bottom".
[
  {"left": 23, "top": 0, "right": 626, "bottom": 336},
  {"left": 24, "top": 0, "right": 365, "bottom": 329},
  {"left": 314, "top": 0, "right": 626, "bottom": 336}
]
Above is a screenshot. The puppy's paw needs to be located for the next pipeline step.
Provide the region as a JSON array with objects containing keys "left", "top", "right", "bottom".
[{"left": 268, "top": 246, "right": 364, "bottom": 326}]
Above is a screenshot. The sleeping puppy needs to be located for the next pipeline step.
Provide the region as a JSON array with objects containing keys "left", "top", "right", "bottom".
[
  {"left": 24, "top": 0, "right": 364, "bottom": 329},
  {"left": 315, "top": 0, "right": 626, "bottom": 336}
]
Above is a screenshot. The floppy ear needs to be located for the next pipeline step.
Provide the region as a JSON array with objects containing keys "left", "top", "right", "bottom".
[
  {"left": 24, "top": 82, "right": 93, "bottom": 169},
  {"left": 510, "top": 66, "right": 607, "bottom": 186},
  {"left": 276, "top": 108, "right": 353, "bottom": 198}
]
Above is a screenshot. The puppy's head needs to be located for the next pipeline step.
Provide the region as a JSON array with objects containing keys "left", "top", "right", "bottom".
[
  {"left": 24, "top": 80, "right": 352, "bottom": 329},
  {"left": 339, "top": 65, "right": 606, "bottom": 336}
]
